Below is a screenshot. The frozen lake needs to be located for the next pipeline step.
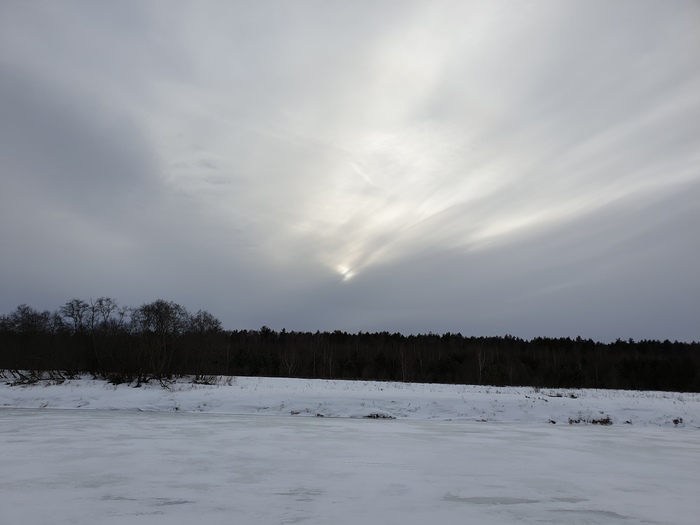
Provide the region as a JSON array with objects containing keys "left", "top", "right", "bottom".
[{"left": 1, "top": 409, "right": 698, "bottom": 525}]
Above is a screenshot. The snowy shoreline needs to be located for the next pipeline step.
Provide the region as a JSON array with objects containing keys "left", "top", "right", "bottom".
[{"left": 1, "top": 374, "right": 698, "bottom": 428}]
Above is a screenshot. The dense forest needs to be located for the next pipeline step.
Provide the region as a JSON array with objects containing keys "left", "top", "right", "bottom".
[{"left": 1, "top": 298, "right": 698, "bottom": 392}]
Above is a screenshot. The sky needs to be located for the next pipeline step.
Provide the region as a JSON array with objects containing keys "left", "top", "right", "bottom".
[{"left": 1, "top": 1, "right": 699, "bottom": 342}]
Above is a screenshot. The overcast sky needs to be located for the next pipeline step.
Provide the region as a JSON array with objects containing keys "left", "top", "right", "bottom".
[{"left": 1, "top": 1, "right": 699, "bottom": 342}]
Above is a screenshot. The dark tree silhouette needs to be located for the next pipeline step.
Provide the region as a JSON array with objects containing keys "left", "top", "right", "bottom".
[{"left": 1, "top": 300, "right": 698, "bottom": 391}]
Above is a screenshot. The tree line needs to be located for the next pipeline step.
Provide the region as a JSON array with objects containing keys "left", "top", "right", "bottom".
[{"left": 1, "top": 298, "right": 698, "bottom": 391}]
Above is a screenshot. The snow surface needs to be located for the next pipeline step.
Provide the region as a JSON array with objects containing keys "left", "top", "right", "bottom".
[
  {"left": 1, "top": 376, "right": 699, "bottom": 525},
  {"left": 1, "top": 375, "right": 698, "bottom": 426}
]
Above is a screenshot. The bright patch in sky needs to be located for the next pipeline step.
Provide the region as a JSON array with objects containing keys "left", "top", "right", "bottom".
[{"left": 337, "top": 266, "right": 354, "bottom": 282}]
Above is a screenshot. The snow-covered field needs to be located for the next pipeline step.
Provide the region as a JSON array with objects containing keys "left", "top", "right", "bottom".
[
  {"left": 1, "top": 376, "right": 699, "bottom": 524},
  {"left": 1, "top": 375, "right": 698, "bottom": 426}
]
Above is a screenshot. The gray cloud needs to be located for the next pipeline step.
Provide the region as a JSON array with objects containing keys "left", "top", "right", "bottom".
[{"left": 1, "top": 1, "right": 699, "bottom": 341}]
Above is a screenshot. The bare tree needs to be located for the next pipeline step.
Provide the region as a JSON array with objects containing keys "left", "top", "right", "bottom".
[
  {"left": 131, "top": 299, "right": 190, "bottom": 382},
  {"left": 188, "top": 310, "right": 222, "bottom": 333},
  {"left": 91, "top": 297, "right": 119, "bottom": 333},
  {"left": 60, "top": 299, "right": 89, "bottom": 334},
  {"left": 476, "top": 344, "right": 488, "bottom": 385}
]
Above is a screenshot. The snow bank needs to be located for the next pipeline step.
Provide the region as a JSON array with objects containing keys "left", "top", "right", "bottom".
[{"left": 1, "top": 374, "right": 698, "bottom": 427}]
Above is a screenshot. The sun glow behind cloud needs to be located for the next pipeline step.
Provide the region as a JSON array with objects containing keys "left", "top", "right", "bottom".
[{"left": 288, "top": 124, "right": 509, "bottom": 278}]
